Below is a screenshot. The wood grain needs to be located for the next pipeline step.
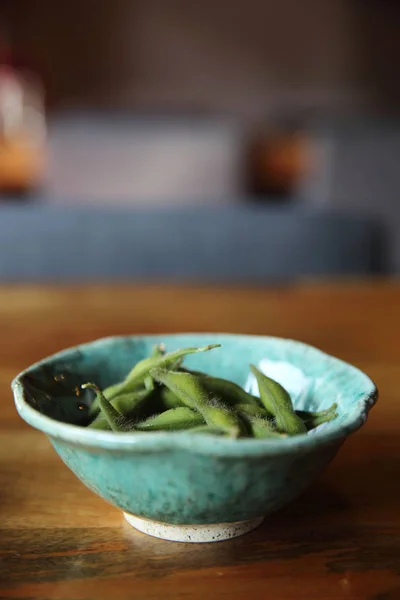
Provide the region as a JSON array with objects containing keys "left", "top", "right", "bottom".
[{"left": 1, "top": 282, "right": 399, "bottom": 599}]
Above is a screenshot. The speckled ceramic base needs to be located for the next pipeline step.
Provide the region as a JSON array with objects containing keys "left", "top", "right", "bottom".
[{"left": 123, "top": 512, "right": 264, "bottom": 542}]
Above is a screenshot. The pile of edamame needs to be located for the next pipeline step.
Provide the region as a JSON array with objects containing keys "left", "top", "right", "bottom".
[{"left": 83, "top": 343, "right": 337, "bottom": 438}]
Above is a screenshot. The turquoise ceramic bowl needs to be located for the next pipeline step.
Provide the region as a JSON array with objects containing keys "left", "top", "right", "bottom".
[{"left": 12, "top": 334, "right": 377, "bottom": 543}]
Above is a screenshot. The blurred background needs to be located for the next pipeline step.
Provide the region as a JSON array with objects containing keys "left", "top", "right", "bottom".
[{"left": 0, "top": 0, "right": 399, "bottom": 282}]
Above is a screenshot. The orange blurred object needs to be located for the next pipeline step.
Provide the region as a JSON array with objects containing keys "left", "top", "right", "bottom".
[
  {"left": 250, "top": 130, "right": 313, "bottom": 197},
  {"left": 0, "top": 66, "right": 46, "bottom": 194},
  {"left": 0, "top": 134, "right": 45, "bottom": 192}
]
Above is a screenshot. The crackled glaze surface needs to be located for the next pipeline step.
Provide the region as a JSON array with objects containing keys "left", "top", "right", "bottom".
[{"left": 12, "top": 334, "right": 377, "bottom": 531}]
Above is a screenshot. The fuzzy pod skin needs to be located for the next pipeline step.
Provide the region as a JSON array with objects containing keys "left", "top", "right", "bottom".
[
  {"left": 83, "top": 383, "right": 135, "bottom": 432},
  {"left": 234, "top": 403, "right": 270, "bottom": 419},
  {"left": 236, "top": 410, "right": 281, "bottom": 439},
  {"left": 88, "top": 388, "right": 151, "bottom": 429},
  {"left": 158, "top": 386, "right": 185, "bottom": 410},
  {"left": 302, "top": 411, "right": 338, "bottom": 431},
  {"left": 189, "top": 425, "right": 227, "bottom": 436},
  {"left": 250, "top": 365, "right": 307, "bottom": 435},
  {"left": 295, "top": 403, "right": 338, "bottom": 420},
  {"left": 90, "top": 344, "right": 220, "bottom": 414},
  {"left": 135, "top": 407, "right": 205, "bottom": 431},
  {"left": 150, "top": 368, "right": 243, "bottom": 438},
  {"left": 195, "top": 374, "right": 264, "bottom": 410}
]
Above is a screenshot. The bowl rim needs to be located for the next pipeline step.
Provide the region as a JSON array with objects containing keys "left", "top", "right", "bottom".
[{"left": 11, "top": 333, "right": 378, "bottom": 457}]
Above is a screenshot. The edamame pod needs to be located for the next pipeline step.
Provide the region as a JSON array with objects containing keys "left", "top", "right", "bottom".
[
  {"left": 234, "top": 403, "right": 270, "bottom": 419},
  {"left": 302, "top": 411, "right": 338, "bottom": 431},
  {"left": 144, "top": 376, "right": 155, "bottom": 392},
  {"left": 189, "top": 425, "right": 227, "bottom": 435},
  {"left": 87, "top": 417, "right": 111, "bottom": 431},
  {"left": 91, "top": 344, "right": 220, "bottom": 414},
  {"left": 295, "top": 403, "right": 338, "bottom": 420},
  {"left": 159, "top": 386, "right": 185, "bottom": 410},
  {"left": 150, "top": 369, "right": 242, "bottom": 438},
  {"left": 135, "top": 407, "right": 205, "bottom": 431},
  {"left": 197, "top": 375, "right": 264, "bottom": 409},
  {"left": 82, "top": 383, "right": 135, "bottom": 432},
  {"left": 250, "top": 365, "right": 307, "bottom": 435},
  {"left": 150, "top": 343, "right": 166, "bottom": 358},
  {"left": 237, "top": 411, "right": 282, "bottom": 439},
  {"left": 122, "top": 344, "right": 220, "bottom": 391},
  {"left": 88, "top": 388, "right": 151, "bottom": 429}
]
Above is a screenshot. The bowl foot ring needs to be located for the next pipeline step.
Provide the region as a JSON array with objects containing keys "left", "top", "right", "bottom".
[{"left": 123, "top": 512, "right": 264, "bottom": 542}]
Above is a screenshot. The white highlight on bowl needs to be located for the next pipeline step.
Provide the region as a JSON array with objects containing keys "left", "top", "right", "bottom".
[{"left": 123, "top": 512, "right": 264, "bottom": 543}]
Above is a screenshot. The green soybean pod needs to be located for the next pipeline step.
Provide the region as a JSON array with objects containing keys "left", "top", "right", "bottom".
[
  {"left": 197, "top": 375, "right": 264, "bottom": 409},
  {"left": 90, "top": 344, "right": 220, "bottom": 414},
  {"left": 249, "top": 365, "right": 307, "bottom": 435},
  {"left": 135, "top": 407, "right": 205, "bottom": 431},
  {"left": 150, "top": 343, "right": 166, "bottom": 358},
  {"left": 142, "top": 345, "right": 164, "bottom": 391},
  {"left": 295, "top": 402, "right": 338, "bottom": 420},
  {"left": 180, "top": 367, "right": 263, "bottom": 409},
  {"left": 234, "top": 403, "right": 270, "bottom": 419},
  {"left": 150, "top": 369, "right": 242, "bottom": 438},
  {"left": 88, "top": 388, "right": 151, "bottom": 429},
  {"left": 88, "top": 380, "right": 122, "bottom": 416},
  {"left": 82, "top": 383, "right": 134, "bottom": 432},
  {"left": 303, "top": 411, "right": 338, "bottom": 431},
  {"left": 87, "top": 417, "right": 111, "bottom": 431},
  {"left": 159, "top": 386, "right": 185, "bottom": 410},
  {"left": 87, "top": 343, "right": 163, "bottom": 413},
  {"left": 189, "top": 425, "right": 227, "bottom": 436},
  {"left": 121, "top": 344, "right": 220, "bottom": 389},
  {"left": 237, "top": 411, "right": 282, "bottom": 439},
  {"left": 107, "top": 344, "right": 220, "bottom": 397},
  {"left": 144, "top": 375, "right": 155, "bottom": 392}
]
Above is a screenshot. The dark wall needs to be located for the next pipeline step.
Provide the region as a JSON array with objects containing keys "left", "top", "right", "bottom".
[{"left": 4, "top": 0, "right": 398, "bottom": 118}]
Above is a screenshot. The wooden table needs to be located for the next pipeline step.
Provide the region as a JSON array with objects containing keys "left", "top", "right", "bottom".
[{"left": 1, "top": 282, "right": 399, "bottom": 599}]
